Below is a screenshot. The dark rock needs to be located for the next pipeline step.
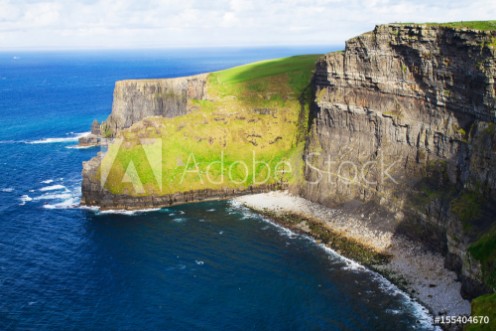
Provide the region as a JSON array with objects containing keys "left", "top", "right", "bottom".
[
  {"left": 78, "top": 133, "right": 100, "bottom": 147},
  {"left": 91, "top": 119, "right": 101, "bottom": 135}
]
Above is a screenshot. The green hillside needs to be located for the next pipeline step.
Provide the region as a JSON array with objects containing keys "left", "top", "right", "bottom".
[{"left": 98, "top": 55, "right": 321, "bottom": 196}]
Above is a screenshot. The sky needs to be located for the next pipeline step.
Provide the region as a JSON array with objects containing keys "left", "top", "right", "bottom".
[{"left": 0, "top": 0, "right": 495, "bottom": 50}]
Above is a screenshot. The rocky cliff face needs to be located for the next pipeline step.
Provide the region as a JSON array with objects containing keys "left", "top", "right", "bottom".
[
  {"left": 104, "top": 74, "right": 207, "bottom": 133},
  {"left": 298, "top": 24, "right": 496, "bottom": 297}
]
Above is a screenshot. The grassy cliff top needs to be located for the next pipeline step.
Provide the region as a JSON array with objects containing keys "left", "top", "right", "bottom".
[
  {"left": 468, "top": 293, "right": 496, "bottom": 330},
  {"left": 99, "top": 54, "right": 321, "bottom": 196},
  {"left": 393, "top": 20, "right": 496, "bottom": 31}
]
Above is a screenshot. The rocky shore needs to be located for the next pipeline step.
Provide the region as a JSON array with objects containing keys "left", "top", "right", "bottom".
[{"left": 235, "top": 191, "right": 471, "bottom": 318}]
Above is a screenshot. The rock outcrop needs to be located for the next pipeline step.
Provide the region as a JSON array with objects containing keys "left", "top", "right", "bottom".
[
  {"left": 297, "top": 24, "right": 496, "bottom": 297},
  {"left": 105, "top": 74, "right": 208, "bottom": 133},
  {"left": 77, "top": 120, "right": 102, "bottom": 147}
]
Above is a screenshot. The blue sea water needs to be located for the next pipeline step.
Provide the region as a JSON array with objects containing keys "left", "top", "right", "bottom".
[{"left": 0, "top": 47, "right": 437, "bottom": 330}]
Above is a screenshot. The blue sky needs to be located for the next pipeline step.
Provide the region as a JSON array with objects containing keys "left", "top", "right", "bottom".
[{"left": 0, "top": 0, "right": 494, "bottom": 50}]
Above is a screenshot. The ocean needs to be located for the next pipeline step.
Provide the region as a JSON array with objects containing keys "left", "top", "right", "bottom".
[{"left": 0, "top": 47, "right": 437, "bottom": 330}]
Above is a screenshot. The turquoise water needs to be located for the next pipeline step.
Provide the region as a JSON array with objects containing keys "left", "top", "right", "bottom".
[{"left": 0, "top": 48, "right": 436, "bottom": 330}]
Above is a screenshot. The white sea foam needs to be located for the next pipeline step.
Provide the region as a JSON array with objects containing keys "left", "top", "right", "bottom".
[
  {"left": 369, "top": 271, "right": 437, "bottom": 329},
  {"left": 43, "top": 198, "right": 78, "bottom": 209},
  {"left": 39, "top": 185, "right": 67, "bottom": 192},
  {"left": 33, "top": 193, "right": 72, "bottom": 201},
  {"left": 318, "top": 240, "right": 436, "bottom": 329},
  {"left": 98, "top": 208, "right": 161, "bottom": 215},
  {"left": 317, "top": 243, "right": 365, "bottom": 272},
  {"left": 19, "top": 195, "right": 33, "bottom": 205},
  {"left": 65, "top": 144, "right": 97, "bottom": 150},
  {"left": 65, "top": 145, "right": 96, "bottom": 149},
  {"left": 79, "top": 205, "right": 100, "bottom": 212},
  {"left": 28, "top": 132, "right": 90, "bottom": 144},
  {"left": 259, "top": 215, "right": 299, "bottom": 240},
  {"left": 227, "top": 200, "right": 258, "bottom": 220},
  {"left": 206, "top": 208, "right": 216, "bottom": 212},
  {"left": 22, "top": 179, "right": 83, "bottom": 210},
  {"left": 195, "top": 260, "right": 205, "bottom": 266},
  {"left": 172, "top": 217, "right": 186, "bottom": 223},
  {"left": 1, "top": 187, "right": 14, "bottom": 193}
]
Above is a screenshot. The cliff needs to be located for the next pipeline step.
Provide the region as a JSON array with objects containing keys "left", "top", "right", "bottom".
[
  {"left": 105, "top": 74, "right": 208, "bottom": 134},
  {"left": 297, "top": 24, "right": 496, "bottom": 298},
  {"left": 81, "top": 55, "right": 319, "bottom": 209},
  {"left": 81, "top": 23, "right": 496, "bottom": 308}
]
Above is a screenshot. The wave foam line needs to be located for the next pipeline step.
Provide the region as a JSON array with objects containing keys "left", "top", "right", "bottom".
[
  {"left": 39, "top": 185, "right": 67, "bottom": 192},
  {"left": 43, "top": 198, "right": 78, "bottom": 209},
  {"left": 228, "top": 200, "right": 439, "bottom": 330},
  {"left": 65, "top": 144, "right": 97, "bottom": 149},
  {"left": 27, "top": 132, "right": 90, "bottom": 144},
  {"left": 33, "top": 193, "right": 73, "bottom": 201},
  {"left": 96, "top": 208, "right": 162, "bottom": 215}
]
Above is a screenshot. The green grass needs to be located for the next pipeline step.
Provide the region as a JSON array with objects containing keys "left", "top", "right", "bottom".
[
  {"left": 395, "top": 21, "right": 496, "bottom": 31},
  {"left": 98, "top": 54, "right": 321, "bottom": 196},
  {"left": 469, "top": 227, "right": 496, "bottom": 290},
  {"left": 428, "top": 21, "right": 496, "bottom": 31},
  {"left": 210, "top": 55, "right": 319, "bottom": 92},
  {"left": 466, "top": 293, "right": 496, "bottom": 331}
]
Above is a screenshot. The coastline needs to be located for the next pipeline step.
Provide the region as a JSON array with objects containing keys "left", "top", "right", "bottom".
[{"left": 234, "top": 191, "right": 471, "bottom": 318}]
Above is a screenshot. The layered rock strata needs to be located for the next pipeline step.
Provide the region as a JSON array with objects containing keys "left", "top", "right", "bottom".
[{"left": 297, "top": 24, "right": 496, "bottom": 297}]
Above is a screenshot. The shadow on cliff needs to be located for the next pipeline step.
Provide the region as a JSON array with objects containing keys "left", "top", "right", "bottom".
[
  {"left": 393, "top": 144, "right": 496, "bottom": 298},
  {"left": 214, "top": 54, "right": 322, "bottom": 145}
]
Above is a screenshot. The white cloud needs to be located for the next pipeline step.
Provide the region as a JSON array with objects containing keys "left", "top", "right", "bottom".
[{"left": 0, "top": 0, "right": 494, "bottom": 49}]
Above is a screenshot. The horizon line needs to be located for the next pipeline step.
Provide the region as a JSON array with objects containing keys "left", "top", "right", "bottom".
[{"left": 0, "top": 43, "right": 344, "bottom": 53}]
